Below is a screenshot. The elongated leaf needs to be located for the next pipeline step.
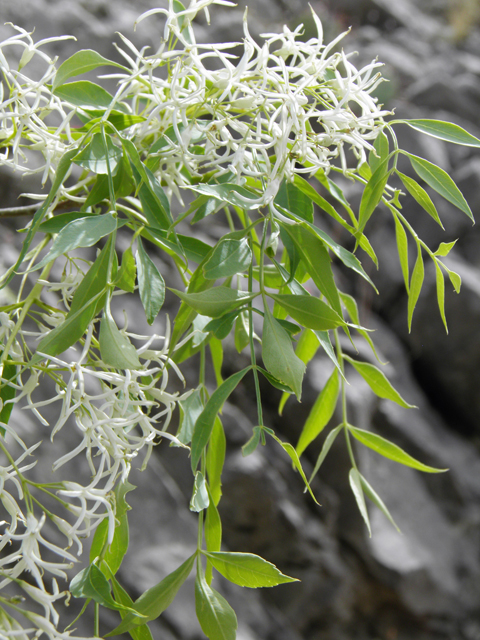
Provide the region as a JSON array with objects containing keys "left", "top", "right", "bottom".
[
  {"left": 359, "top": 473, "right": 400, "bottom": 532},
  {"left": 136, "top": 238, "right": 165, "bottom": 325},
  {"left": 358, "top": 160, "right": 391, "bottom": 233},
  {"left": 396, "top": 171, "right": 443, "bottom": 228},
  {"left": 0, "top": 359, "right": 16, "bottom": 435},
  {"left": 203, "top": 238, "right": 252, "bottom": 280},
  {"left": 54, "top": 49, "right": 125, "bottom": 89},
  {"left": 171, "top": 287, "right": 257, "bottom": 319},
  {"left": 407, "top": 244, "right": 424, "bottom": 332},
  {"left": 191, "top": 367, "right": 251, "bottom": 471},
  {"left": 393, "top": 215, "right": 410, "bottom": 293},
  {"left": 403, "top": 119, "right": 480, "bottom": 147},
  {"left": 339, "top": 291, "right": 382, "bottom": 362},
  {"left": 204, "top": 312, "right": 238, "bottom": 340},
  {"left": 344, "top": 355, "right": 415, "bottom": 409},
  {"left": 74, "top": 133, "right": 122, "bottom": 175},
  {"left": 188, "top": 182, "right": 260, "bottom": 209},
  {"left": 70, "top": 564, "right": 136, "bottom": 614},
  {"left": 296, "top": 370, "right": 339, "bottom": 457},
  {"left": 279, "top": 329, "right": 319, "bottom": 414},
  {"left": 115, "top": 247, "right": 136, "bottom": 293},
  {"left": 106, "top": 554, "right": 196, "bottom": 636},
  {"left": 33, "top": 213, "right": 117, "bottom": 272},
  {"left": 406, "top": 153, "right": 473, "bottom": 222},
  {"left": 349, "top": 468, "right": 371, "bottom": 536},
  {"left": 109, "top": 575, "right": 154, "bottom": 640},
  {"left": 348, "top": 425, "right": 447, "bottom": 472},
  {"left": 39, "top": 211, "right": 96, "bottom": 234},
  {"left": 204, "top": 552, "right": 298, "bottom": 588},
  {"left": 369, "top": 130, "right": 389, "bottom": 174},
  {"left": 242, "top": 426, "right": 262, "bottom": 457},
  {"left": 99, "top": 311, "right": 141, "bottom": 370},
  {"left": 206, "top": 417, "right": 225, "bottom": 506},
  {"left": 177, "top": 388, "right": 204, "bottom": 445},
  {"left": 268, "top": 431, "right": 318, "bottom": 503},
  {"left": 308, "top": 424, "right": 343, "bottom": 484},
  {"left": 434, "top": 261, "right": 448, "bottom": 333},
  {"left": 195, "top": 572, "right": 237, "bottom": 640},
  {"left": 269, "top": 293, "right": 344, "bottom": 331},
  {"left": 205, "top": 483, "right": 222, "bottom": 585},
  {"left": 262, "top": 307, "right": 305, "bottom": 400},
  {"left": 190, "top": 471, "right": 210, "bottom": 512},
  {"left": 274, "top": 180, "right": 313, "bottom": 223},
  {"left": 54, "top": 80, "right": 123, "bottom": 110}
]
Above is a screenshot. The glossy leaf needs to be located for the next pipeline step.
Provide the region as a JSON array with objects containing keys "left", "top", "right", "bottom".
[
  {"left": 53, "top": 49, "right": 125, "bottom": 89},
  {"left": 408, "top": 243, "right": 424, "bottom": 332},
  {"left": 190, "top": 471, "right": 210, "bottom": 512},
  {"left": 269, "top": 293, "right": 345, "bottom": 331},
  {"left": 262, "top": 306, "right": 305, "bottom": 400},
  {"left": 274, "top": 179, "right": 314, "bottom": 223},
  {"left": 53, "top": 80, "right": 123, "bottom": 110},
  {"left": 349, "top": 468, "right": 371, "bottom": 536},
  {"left": 171, "top": 287, "right": 257, "bottom": 319},
  {"left": 106, "top": 554, "right": 196, "bottom": 635},
  {"left": 407, "top": 152, "right": 474, "bottom": 222},
  {"left": 33, "top": 213, "right": 117, "bottom": 272},
  {"left": 191, "top": 367, "right": 251, "bottom": 471},
  {"left": 296, "top": 369, "right": 339, "bottom": 457},
  {"left": 344, "top": 355, "right": 415, "bottom": 409},
  {"left": 204, "top": 552, "right": 298, "bottom": 588},
  {"left": 403, "top": 119, "right": 480, "bottom": 147},
  {"left": 39, "top": 211, "right": 96, "bottom": 234},
  {"left": 195, "top": 571, "right": 237, "bottom": 640},
  {"left": 99, "top": 311, "right": 141, "bottom": 370},
  {"left": 308, "top": 424, "right": 343, "bottom": 485},
  {"left": 348, "top": 425, "right": 448, "bottom": 473},
  {"left": 203, "top": 238, "right": 252, "bottom": 280},
  {"left": 136, "top": 238, "right": 165, "bottom": 325},
  {"left": 396, "top": 171, "right": 443, "bottom": 228}
]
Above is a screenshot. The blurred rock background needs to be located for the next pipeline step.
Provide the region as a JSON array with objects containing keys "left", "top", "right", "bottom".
[{"left": 2, "top": 1, "right": 480, "bottom": 639}]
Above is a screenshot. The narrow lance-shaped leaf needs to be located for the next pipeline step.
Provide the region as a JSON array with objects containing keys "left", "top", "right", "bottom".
[
  {"left": 115, "top": 247, "right": 136, "bottom": 293},
  {"left": 358, "top": 159, "right": 392, "bottom": 234},
  {"left": 339, "top": 291, "right": 383, "bottom": 362},
  {"left": 344, "top": 355, "right": 416, "bottom": 409},
  {"left": 99, "top": 310, "right": 141, "bottom": 370},
  {"left": 171, "top": 287, "right": 257, "bottom": 319},
  {"left": 348, "top": 425, "right": 448, "bottom": 472},
  {"left": 269, "top": 293, "right": 345, "bottom": 331},
  {"left": 136, "top": 237, "right": 165, "bottom": 325},
  {"left": 396, "top": 170, "right": 443, "bottom": 228},
  {"left": 54, "top": 80, "right": 126, "bottom": 111},
  {"left": 109, "top": 574, "right": 154, "bottom": 640},
  {"left": 408, "top": 243, "right": 424, "bottom": 332},
  {"left": 268, "top": 430, "right": 318, "bottom": 504},
  {"left": 359, "top": 473, "right": 400, "bottom": 532},
  {"left": 262, "top": 306, "right": 306, "bottom": 400},
  {"left": 308, "top": 424, "right": 343, "bottom": 485},
  {"left": 435, "top": 261, "right": 448, "bottom": 333},
  {"left": 203, "top": 551, "right": 298, "bottom": 588},
  {"left": 349, "top": 468, "right": 371, "bottom": 536},
  {"left": 195, "top": 570, "right": 237, "bottom": 640},
  {"left": 406, "top": 152, "right": 474, "bottom": 222},
  {"left": 279, "top": 329, "right": 319, "bottom": 415},
  {"left": 203, "top": 238, "right": 252, "bottom": 280},
  {"left": 191, "top": 367, "right": 251, "bottom": 471},
  {"left": 296, "top": 369, "right": 339, "bottom": 457},
  {"left": 54, "top": 49, "right": 126, "bottom": 90},
  {"left": 105, "top": 554, "right": 196, "bottom": 636},
  {"left": 70, "top": 564, "right": 137, "bottom": 615},
  {"left": 369, "top": 130, "right": 389, "bottom": 174},
  {"left": 393, "top": 215, "right": 410, "bottom": 293},
  {"left": 402, "top": 119, "right": 480, "bottom": 147},
  {"left": 206, "top": 416, "right": 226, "bottom": 506},
  {"left": 73, "top": 133, "right": 122, "bottom": 175},
  {"left": 205, "top": 483, "right": 222, "bottom": 586}
]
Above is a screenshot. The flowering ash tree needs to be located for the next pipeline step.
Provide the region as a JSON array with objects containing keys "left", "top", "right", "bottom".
[{"left": 0, "top": 0, "right": 478, "bottom": 638}]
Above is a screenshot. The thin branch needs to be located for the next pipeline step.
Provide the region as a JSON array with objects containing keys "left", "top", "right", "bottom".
[{"left": 0, "top": 200, "right": 77, "bottom": 218}]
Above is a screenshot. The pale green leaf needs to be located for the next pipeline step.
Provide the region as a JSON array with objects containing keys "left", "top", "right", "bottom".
[
  {"left": 403, "top": 119, "right": 480, "bottom": 147},
  {"left": 177, "top": 388, "right": 204, "bottom": 445},
  {"left": 136, "top": 237, "right": 165, "bottom": 325},
  {"left": 268, "top": 430, "right": 318, "bottom": 503},
  {"left": 349, "top": 468, "right": 371, "bottom": 536},
  {"left": 54, "top": 49, "right": 126, "bottom": 89},
  {"left": 99, "top": 311, "right": 141, "bottom": 370},
  {"left": 269, "top": 293, "right": 345, "bottom": 331},
  {"left": 204, "top": 551, "right": 298, "bottom": 588},
  {"left": 73, "top": 133, "right": 122, "bottom": 175},
  {"left": 115, "top": 247, "right": 136, "bottom": 293},
  {"left": 308, "top": 424, "right": 343, "bottom": 485},
  {"left": 369, "top": 130, "right": 389, "bottom": 174},
  {"left": 434, "top": 240, "right": 457, "bottom": 257},
  {"left": 203, "top": 238, "right": 252, "bottom": 280},
  {"left": 358, "top": 160, "right": 391, "bottom": 234},
  {"left": 408, "top": 243, "right": 424, "bottom": 332},
  {"left": 359, "top": 473, "right": 400, "bottom": 532},
  {"left": 435, "top": 261, "right": 448, "bottom": 333},
  {"left": 190, "top": 471, "right": 210, "bottom": 512},
  {"left": 53, "top": 80, "right": 124, "bottom": 110},
  {"left": 195, "top": 572, "right": 237, "bottom": 640},
  {"left": 171, "top": 287, "right": 257, "bottom": 319},
  {"left": 396, "top": 170, "right": 443, "bottom": 228},
  {"left": 206, "top": 416, "right": 226, "bottom": 506},
  {"left": 393, "top": 215, "right": 410, "bottom": 293}
]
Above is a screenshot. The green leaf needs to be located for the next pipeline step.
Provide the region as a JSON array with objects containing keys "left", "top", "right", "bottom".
[
  {"left": 348, "top": 425, "right": 448, "bottom": 473},
  {"left": 434, "top": 261, "right": 448, "bottom": 333},
  {"left": 339, "top": 291, "right": 382, "bottom": 362},
  {"left": 99, "top": 311, "right": 141, "bottom": 370},
  {"left": 204, "top": 552, "right": 298, "bottom": 588},
  {"left": 53, "top": 80, "right": 124, "bottom": 110},
  {"left": 393, "top": 215, "right": 410, "bottom": 293},
  {"left": 407, "top": 243, "right": 424, "bottom": 332},
  {"left": 308, "top": 424, "right": 343, "bottom": 484},
  {"left": 369, "top": 130, "right": 389, "bottom": 174},
  {"left": 54, "top": 49, "right": 126, "bottom": 89},
  {"left": 268, "top": 430, "right": 318, "bottom": 503},
  {"left": 234, "top": 312, "right": 250, "bottom": 353},
  {"left": 279, "top": 329, "right": 319, "bottom": 414},
  {"left": 344, "top": 355, "right": 415, "bottom": 409},
  {"left": 179, "top": 235, "right": 212, "bottom": 264},
  {"left": 206, "top": 417, "right": 226, "bottom": 506},
  {"left": 358, "top": 159, "right": 391, "bottom": 234},
  {"left": 70, "top": 564, "right": 136, "bottom": 614},
  {"left": 73, "top": 133, "right": 122, "bottom": 175},
  {"left": 434, "top": 240, "right": 457, "bottom": 257},
  {"left": 84, "top": 154, "right": 135, "bottom": 207},
  {"left": 349, "top": 468, "right": 371, "bottom": 536},
  {"left": 115, "top": 247, "right": 136, "bottom": 293},
  {"left": 109, "top": 575, "right": 154, "bottom": 640},
  {"left": 269, "top": 293, "right": 345, "bottom": 331},
  {"left": 280, "top": 224, "right": 343, "bottom": 316},
  {"left": 191, "top": 367, "right": 251, "bottom": 471},
  {"left": 203, "top": 239, "right": 252, "bottom": 280},
  {"left": 406, "top": 152, "right": 474, "bottom": 222},
  {"left": 396, "top": 171, "right": 443, "bottom": 228},
  {"left": 445, "top": 266, "right": 461, "bottom": 293},
  {"left": 242, "top": 426, "right": 262, "bottom": 457},
  {"left": 296, "top": 370, "right": 339, "bottom": 457},
  {"left": 136, "top": 164, "right": 173, "bottom": 230},
  {"left": 177, "top": 388, "right": 204, "bottom": 445},
  {"left": 204, "top": 312, "right": 238, "bottom": 340},
  {"left": 262, "top": 306, "right": 305, "bottom": 400},
  {"left": 187, "top": 182, "right": 260, "bottom": 209},
  {"left": 195, "top": 571, "right": 237, "bottom": 640},
  {"left": 190, "top": 471, "right": 210, "bottom": 512},
  {"left": 0, "top": 359, "right": 16, "bottom": 435},
  {"left": 171, "top": 287, "right": 257, "bottom": 319},
  {"left": 38, "top": 211, "right": 97, "bottom": 234},
  {"left": 205, "top": 483, "right": 222, "bottom": 585},
  {"left": 33, "top": 213, "right": 117, "bottom": 272},
  {"left": 106, "top": 554, "right": 196, "bottom": 636},
  {"left": 359, "top": 473, "right": 400, "bottom": 532},
  {"left": 274, "top": 180, "right": 313, "bottom": 223},
  {"left": 403, "top": 119, "right": 480, "bottom": 147},
  {"left": 136, "top": 238, "right": 165, "bottom": 325},
  {"left": 210, "top": 337, "right": 224, "bottom": 387}
]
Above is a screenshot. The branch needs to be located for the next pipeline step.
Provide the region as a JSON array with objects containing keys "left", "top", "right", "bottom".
[{"left": 0, "top": 200, "right": 77, "bottom": 218}]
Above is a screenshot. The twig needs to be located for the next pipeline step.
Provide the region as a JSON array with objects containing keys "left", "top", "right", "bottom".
[{"left": 0, "top": 200, "right": 77, "bottom": 218}]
